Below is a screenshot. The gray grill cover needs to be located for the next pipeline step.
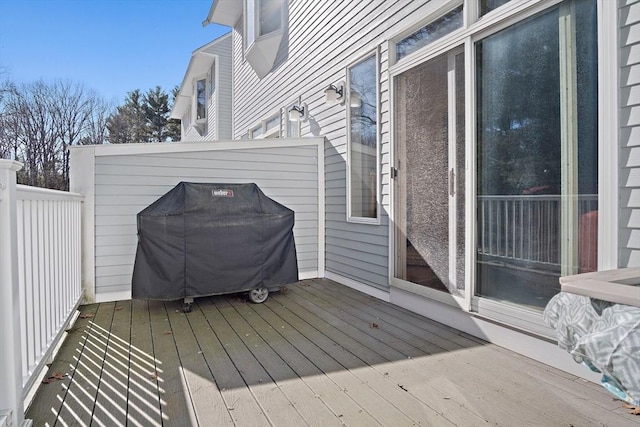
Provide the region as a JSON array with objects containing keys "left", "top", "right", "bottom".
[{"left": 132, "top": 182, "right": 298, "bottom": 300}]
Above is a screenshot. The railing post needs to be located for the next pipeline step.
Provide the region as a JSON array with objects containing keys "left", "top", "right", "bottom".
[{"left": 0, "top": 160, "right": 25, "bottom": 427}]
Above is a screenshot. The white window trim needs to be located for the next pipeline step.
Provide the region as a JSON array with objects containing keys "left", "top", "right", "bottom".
[
  {"left": 389, "top": 0, "right": 465, "bottom": 66},
  {"left": 243, "top": 0, "right": 285, "bottom": 52},
  {"left": 192, "top": 73, "right": 209, "bottom": 124},
  {"left": 346, "top": 48, "right": 381, "bottom": 224},
  {"left": 248, "top": 110, "right": 282, "bottom": 139},
  {"left": 387, "top": 0, "right": 617, "bottom": 321}
]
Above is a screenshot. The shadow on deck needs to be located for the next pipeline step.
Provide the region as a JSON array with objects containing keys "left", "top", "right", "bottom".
[{"left": 26, "top": 279, "right": 639, "bottom": 426}]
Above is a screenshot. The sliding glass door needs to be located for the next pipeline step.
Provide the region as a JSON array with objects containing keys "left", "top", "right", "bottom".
[
  {"left": 392, "top": 0, "right": 598, "bottom": 316},
  {"left": 393, "top": 48, "right": 465, "bottom": 297}
]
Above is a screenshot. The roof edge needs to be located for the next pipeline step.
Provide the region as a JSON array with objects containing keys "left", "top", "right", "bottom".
[{"left": 203, "top": 0, "right": 242, "bottom": 27}]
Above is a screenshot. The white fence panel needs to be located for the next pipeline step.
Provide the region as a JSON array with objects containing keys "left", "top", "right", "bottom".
[
  {"left": 478, "top": 194, "right": 598, "bottom": 267},
  {"left": 15, "top": 185, "right": 84, "bottom": 396}
]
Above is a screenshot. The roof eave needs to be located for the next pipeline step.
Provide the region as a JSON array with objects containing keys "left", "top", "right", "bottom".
[{"left": 203, "top": 0, "right": 242, "bottom": 27}]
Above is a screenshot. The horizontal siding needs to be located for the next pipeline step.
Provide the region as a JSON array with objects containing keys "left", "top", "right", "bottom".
[
  {"left": 93, "top": 144, "right": 320, "bottom": 297},
  {"left": 620, "top": 0, "right": 640, "bottom": 267},
  {"left": 229, "top": 0, "right": 448, "bottom": 290}
]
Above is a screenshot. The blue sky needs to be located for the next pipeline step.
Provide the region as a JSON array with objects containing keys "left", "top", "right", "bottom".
[{"left": 0, "top": 0, "right": 229, "bottom": 104}]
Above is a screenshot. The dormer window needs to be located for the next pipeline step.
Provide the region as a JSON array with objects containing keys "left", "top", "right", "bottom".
[
  {"left": 244, "top": 0, "right": 287, "bottom": 78},
  {"left": 259, "top": 0, "right": 281, "bottom": 36},
  {"left": 195, "top": 78, "right": 207, "bottom": 121}
]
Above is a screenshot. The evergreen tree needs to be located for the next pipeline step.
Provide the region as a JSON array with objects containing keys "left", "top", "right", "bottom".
[
  {"left": 166, "top": 86, "right": 182, "bottom": 142},
  {"left": 107, "top": 86, "right": 181, "bottom": 143},
  {"left": 144, "top": 86, "right": 169, "bottom": 142}
]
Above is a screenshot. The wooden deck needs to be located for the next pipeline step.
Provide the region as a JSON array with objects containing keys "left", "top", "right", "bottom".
[{"left": 26, "top": 279, "right": 639, "bottom": 426}]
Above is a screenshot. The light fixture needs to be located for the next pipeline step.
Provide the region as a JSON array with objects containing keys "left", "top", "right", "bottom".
[
  {"left": 288, "top": 103, "right": 308, "bottom": 122},
  {"left": 324, "top": 81, "right": 344, "bottom": 104},
  {"left": 349, "top": 91, "right": 361, "bottom": 108}
]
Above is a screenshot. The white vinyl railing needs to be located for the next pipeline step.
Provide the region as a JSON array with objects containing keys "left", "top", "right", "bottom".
[
  {"left": 16, "top": 184, "right": 84, "bottom": 395},
  {"left": 478, "top": 194, "right": 598, "bottom": 266},
  {"left": 0, "top": 160, "right": 83, "bottom": 426}
]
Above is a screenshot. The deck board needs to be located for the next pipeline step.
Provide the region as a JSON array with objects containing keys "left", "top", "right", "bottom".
[
  {"left": 25, "top": 279, "right": 640, "bottom": 427},
  {"left": 128, "top": 299, "right": 163, "bottom": 426}
]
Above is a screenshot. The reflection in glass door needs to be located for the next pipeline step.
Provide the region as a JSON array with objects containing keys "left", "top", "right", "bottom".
[
  {"left": 394, "top": 50, "right": 465, "bottom": 296},
  {"left": 476, "top": 0, "right": 598, "bottom": 310}
]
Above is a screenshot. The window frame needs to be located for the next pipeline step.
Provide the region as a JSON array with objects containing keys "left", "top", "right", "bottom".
[
  {"left": 193, "top": 74, "right": 208, "bottom": 124},
  {"left": 244, "top": 0, "right": 285, "bottom": 51},
  {"left": 346, "top": 48, "right": 381, "bottom": 224},
  {"left": 248, "top": 110, "right": 282, "bottom": 139}
]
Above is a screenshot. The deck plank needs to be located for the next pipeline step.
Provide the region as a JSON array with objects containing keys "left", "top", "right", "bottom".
[
  {"left": 300, "top": 282, "right": 605, "bottom": 426},
  {"left": 241, "top": 297, "right": 386, "bottom": 427},
  {"left": 305, "top": 280, "right": 638, "bottom": 426},
  {"left": 165, "top": 300, "right": 235, "bottom": 426},
  {"left": 189, "top": 298, "right": 271, "bottom": 426},
  {"left": 223, "top": 296, "right": 345, "bottom": 426},
  {"left": 25, "top": 305, "right": 98, "bottom": 425},
  {"left": 197, "top": 297, "right": 309, "bottom": 426},
  {"left": 148, "top": 300, "right": 196, "bottom": 425},
  {"left": 92, "top": 300, "right": 131, "bottom": 425},
  {"left": 127, "top": 299, "right": 163, "bottom": 426},
  {"left": 56, "top": 302, "right": 115, "bottom": 426},
  {"left": 279, "top": 287, "right": 493, "bottom": 426},
  {"left": 267, "top": 291, "right": 453, "bottom": 426}
]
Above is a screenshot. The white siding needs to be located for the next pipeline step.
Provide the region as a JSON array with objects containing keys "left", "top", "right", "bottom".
[
  {"left": 230, "top": 0, "right": 441, "bottom": 290},
  {"left": 215, "top": 36, "right": 233, "bottom": 140},
  {"left": 180, "top": 35, "right": 233, "bottom": 141},
  {"left": 620, "top": 0, "right": 640, "bottom": 267},
  {"left": 89, "top": 141, "right": 321, "bottom": 299}
]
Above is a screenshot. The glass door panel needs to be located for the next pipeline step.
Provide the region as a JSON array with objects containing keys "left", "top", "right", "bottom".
[
  {"left": 394, "top": 49, "right": 465, "bottom": 296},
  {"left": 476, "top": 0, "right": 598, "bottom": 310}
]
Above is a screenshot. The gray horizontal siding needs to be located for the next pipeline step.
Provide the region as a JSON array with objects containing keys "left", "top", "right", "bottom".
[
  {"left": 229, "top": 0, "right": 446, "bottom": 290},
  {"left": 620, "top": 0, "right": 640, "bottom": 267},
  {"left": 93, "top": 144, "right": 320, "bottom": 297}
]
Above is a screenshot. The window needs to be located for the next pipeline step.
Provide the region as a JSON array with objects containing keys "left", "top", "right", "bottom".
[
  {"left": 264, "top": 114, "right": 280, "bottom": 137},
  {"left": 195, "top": 78, "right": 206, "bottom": 121},
  {"left": 246, "top": 0, "right": 283, "bottom": 47},
  {"left": 244, "top": 0, "right": 287, "bottom": 78},
  {"left": 250, "top": 123, "right": 263, "bottom": 139},
  {"left": 249, "top": 112, "right": 281, "bottom": 139},
  {"left": 259, "top": 0, "right": 281, "bottom": 37},
  {"left": 396, "top": 6, "right": 463, "bottom": 61},
  {"left": 348, "top": 53, "right": 379, "bottom": 221},
  {"left": 475, "top": 0, "right": 598, "bottom": 310},
  {"left": 480, "top": 0, "right": 512, "bottom": 16}
]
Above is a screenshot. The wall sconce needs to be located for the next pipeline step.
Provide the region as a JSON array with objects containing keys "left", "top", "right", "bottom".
[
  {"left": 349, "top": 91, "right": 361, "bottom": 108},
  {"left": 288, "top": 103, "right": 308, "bottom": 122},
  {"left": 324, "top": 81, "right": 344, "bottom": 104}
]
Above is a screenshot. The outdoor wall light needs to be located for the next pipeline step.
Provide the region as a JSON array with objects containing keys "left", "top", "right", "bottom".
[
  {"left": 288, "top": 103, "right": 308, "bottom": 122},
  {"left": 349, "top": 91, "right": 361, "bottom": 108},
  {"left": 324, "top": 82, "right": 344, "bottom": 104}
]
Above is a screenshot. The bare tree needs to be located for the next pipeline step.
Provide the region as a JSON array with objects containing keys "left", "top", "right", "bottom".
[{"left": 0, "top": 79, "right": 112, "bottom": 190}]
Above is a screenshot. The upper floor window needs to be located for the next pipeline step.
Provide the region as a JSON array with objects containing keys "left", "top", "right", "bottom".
[
  {"left": 244, "top": 0, "right": 287, "bottom": 78},
  {"left": 195, "top": 78, "right": 206, "bottom": 121},
  {"left": 259, "top": 0, "right": 282, "bottom": 36},
  {"left": 246, "top": 0, "right": 283, "bottom": 47},
  {"left": 396, "top": 5, "right": 463, "bottom": 61}
]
